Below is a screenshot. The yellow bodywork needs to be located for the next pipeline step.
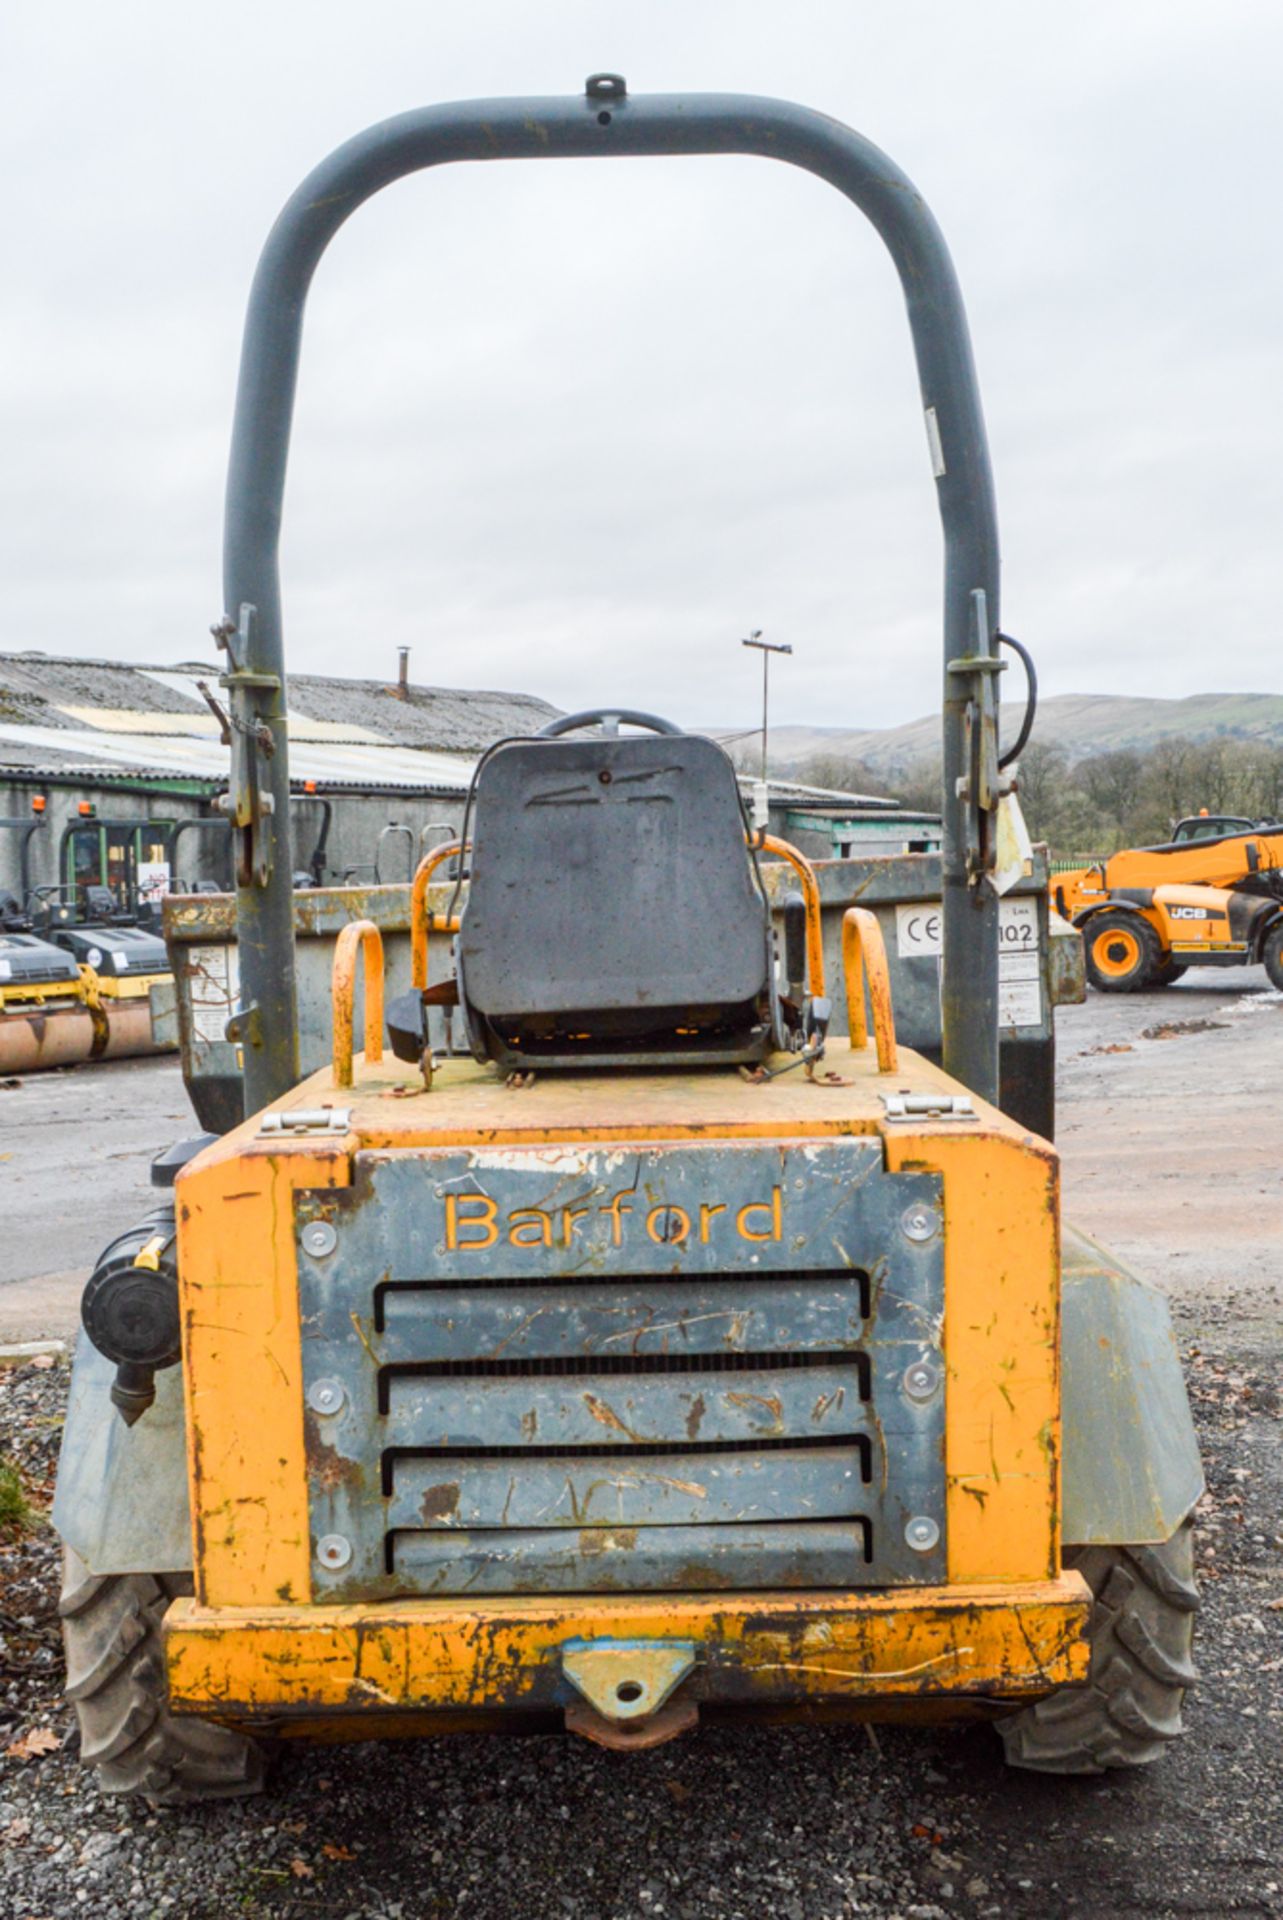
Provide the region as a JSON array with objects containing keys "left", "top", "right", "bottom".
[
  {"left": 1056, "top": 832, "right": 1283, "bottom": 979},
  {"left": 167, "top": 1579, "right": 1086, "bottom": 1721},
  {"left": 0, "top": 976, "right": 83, "bottom": 1010},
  {"left": 166, "top": 1035, "right": 1088, "bottom": 1730},
  {"left": 1054, "top": 828, "right": 1283, "bottom": 921},
  {"left": 80, "top": 966, "right": 171, "bottom": 1003}
]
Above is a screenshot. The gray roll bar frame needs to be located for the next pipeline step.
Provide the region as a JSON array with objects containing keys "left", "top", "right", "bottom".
[{"left": 222, "top": 81, "right": 1002, "bottom": 1116}]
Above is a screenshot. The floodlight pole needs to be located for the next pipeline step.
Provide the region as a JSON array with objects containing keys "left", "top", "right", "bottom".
[{"left": 742, "top": 632, "right": 793, "bottom": 783}]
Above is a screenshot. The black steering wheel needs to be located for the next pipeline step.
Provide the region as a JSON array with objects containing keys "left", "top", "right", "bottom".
[{"left": 537, "top": 708, "right": 684, "bottom": 739}]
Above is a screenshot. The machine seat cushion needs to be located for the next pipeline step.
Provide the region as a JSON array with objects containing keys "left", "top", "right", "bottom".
[{"left": 459, "top": 733, "right": 768, "bottom": 1020}]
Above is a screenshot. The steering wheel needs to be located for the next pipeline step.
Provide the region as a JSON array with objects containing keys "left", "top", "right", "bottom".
[{"left": 537, "top": 708, "right": 684, "bottom": 739}]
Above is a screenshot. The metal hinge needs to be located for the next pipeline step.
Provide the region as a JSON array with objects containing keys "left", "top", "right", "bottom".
[
  {"left": 946, "top": 587, "right": 1016, "bottom": 885},
  {"left": 210, "top": 603, "right": 281, "bottom": 888},
  {"left": 881, "top": 1092, "right": 977, "bottom": 1122},
  {"left": 258, "top": 1108, "right": 352, "bottom": 1137}
]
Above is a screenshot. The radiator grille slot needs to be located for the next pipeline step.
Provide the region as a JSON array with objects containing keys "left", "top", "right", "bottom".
[
  {"left": 296, "top": 1144, "right": 945, "bottom": 1597},
  {"left": 375, "top": 1267, "right": 872, "bottom": 1323},
  {"left": 381, "top": 1430, "right": 874, "bottom": 1492},
  {"left": 386, "top": 1518, "right": 875, "bottom": 1593},
  {"left": 376, "top": 1345, "right": 871, "bottom": 1412}
]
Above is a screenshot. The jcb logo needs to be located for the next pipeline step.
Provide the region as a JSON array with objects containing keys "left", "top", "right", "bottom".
[
  {"left": 444, "top": 1186, "right": 784, "bottom": 1252},
  {"left": 1170, "top": 905, "right": 1210, "bottom": 920}
]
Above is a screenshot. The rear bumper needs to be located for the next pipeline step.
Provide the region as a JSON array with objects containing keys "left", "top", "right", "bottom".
[{"left": 166, "top": 1575, "right": 1090, "bottom": 1723}]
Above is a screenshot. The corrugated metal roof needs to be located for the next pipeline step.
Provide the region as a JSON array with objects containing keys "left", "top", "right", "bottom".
[
  {"left": 0, "top": 649, "right": 561, "bottom": 793},
  {"left": 0, "top": 654, "right": 902, "bottom": 811},
  {"left": 749, "top": 777, "right": 902, "bottom": 811},
  {"left": 0, "top": 651, "right": 559, "bottom": 756},
  {"left": 0, "top": 720, "right": 477, "bottom": 794}
]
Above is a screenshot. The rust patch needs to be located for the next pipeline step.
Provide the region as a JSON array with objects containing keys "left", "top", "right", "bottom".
[
  {"left": 566, "top": 1697, "right": 698, "bottom": 1750},
  {"left": 583, "top": 1393, "right": 642, "bottom": 1442},
  {"left": 685, "top": 1393, "right": 706, "bottom": 1441},
  {"left": 304, "top": 1410, "right": 364, "bottom": 1491},
  {"left": 726, "top": 1390, "right": 784, "bottom": 1433},
  {"left": 579, "top": 1527, "right": 638, "bottom": 1556},
  {"left": 419, "top": 1482, "right": 461, "bottom": 1525}
]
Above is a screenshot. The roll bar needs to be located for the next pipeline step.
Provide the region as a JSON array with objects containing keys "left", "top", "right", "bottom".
[{"left": 221, "top": 78, "right": 1002, "bottom": 1114}]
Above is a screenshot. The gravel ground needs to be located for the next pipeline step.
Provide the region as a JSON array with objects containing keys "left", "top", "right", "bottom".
[
  {"left": 2, "top": 984, "right": 1282, "bottom": 1920},
  {"left": 2, "top": 1341, "right": 1280, "bottom": 1920}
]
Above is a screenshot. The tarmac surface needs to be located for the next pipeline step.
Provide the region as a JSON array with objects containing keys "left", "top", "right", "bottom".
[
  {"left": 0, "top": 973, "right": 1280, "bottom": 1919},
  {"left": 0, "top": 1052, "right": 192, "bottom": 1340}
]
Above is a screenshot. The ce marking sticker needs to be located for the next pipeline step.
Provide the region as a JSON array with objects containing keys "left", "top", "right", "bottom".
[{"left": 896, "top": 905, "right": 944, "bottom": 957}]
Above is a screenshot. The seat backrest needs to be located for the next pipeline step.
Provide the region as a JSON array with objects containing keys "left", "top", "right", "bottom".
[
  {"left": 83, "top": 885, "right": 120, "bottom": 923},
  {"left": 459, "top": 732, "right": 768, "bottom": 1023}
]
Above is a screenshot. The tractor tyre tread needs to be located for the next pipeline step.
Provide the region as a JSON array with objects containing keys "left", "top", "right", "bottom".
[
  {"left": 1262, "top": 922, "right": 1283, "bottom": 993},
  {"left": 1084, "top": 911, "right": 1161, "bottom": 993},
  {"left": 998, "top": 1519, "right": 1198, "bottom": 1775},
  {"left": 59, "top": 1547, "right": 264, "bottom": 1804}
]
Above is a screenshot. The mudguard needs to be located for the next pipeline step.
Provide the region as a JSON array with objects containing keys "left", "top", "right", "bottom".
[
  {"left": 51, "top": 1333, "right": 192, "bottom": 1574},
  {"left": 1071, "top": 894, "right": 1152, "bottom": 926},
  {"left": 1060, "top": 1226, "right": 1204, "bottom": 1545}
]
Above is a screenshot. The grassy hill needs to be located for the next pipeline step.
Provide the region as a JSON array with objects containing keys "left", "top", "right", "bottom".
[{"left": 709, "top": 692, "right": 1283, "bottom": 777}]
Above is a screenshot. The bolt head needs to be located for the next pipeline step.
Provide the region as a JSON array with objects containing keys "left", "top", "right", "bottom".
[
  {"left": 900, "top": 1203, "right": 940, "bottom": 1244},
  {"left": 903, "top": 1359, "right": 941, "bottom": 1402},
  {"left": 316, "top": 1533, "right": 352, "bottom": 1571},
  {"left": 307, "top": 1378, "right": 345, "bottom": 1417},
  {"left": 905, "top": 1515, "right": 941, "bottom": 1553},
  {"left": 301, "top": 1220, "right": 337, "bottom": 1258}
]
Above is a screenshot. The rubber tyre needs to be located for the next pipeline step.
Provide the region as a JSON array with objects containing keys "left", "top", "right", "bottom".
[
  {"left": 1152, "top": 961, "right": 1187, "bottom": 987},
  {"left": 1084, "top": 911, "right": 1160, "bottom": 993},
  {"left": 1262, "top": 921, "right": 1283, "bottom": 992},
  {"left": 998, "top": 1519, "right": 1198, "bottom": 1774},
  {"left": 60, "top": 1546, "right": 264, "bottom": 1804}
]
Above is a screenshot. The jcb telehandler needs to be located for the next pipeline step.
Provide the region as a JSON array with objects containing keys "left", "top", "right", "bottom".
[
  {"left": 1055, "top": 822, "right": 1283, "bottom": 992},
  {"left": 52, "top": 80, "right": 1201, "bottom": 1800}
]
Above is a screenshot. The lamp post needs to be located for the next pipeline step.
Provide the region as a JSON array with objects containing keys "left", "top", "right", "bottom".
[{"left": 741, "top": 632, "right": 793, "bottom": 783}]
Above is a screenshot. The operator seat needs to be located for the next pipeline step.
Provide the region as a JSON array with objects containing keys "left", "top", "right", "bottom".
[{"left": 455, "top": 710, "right": 776, "bottom": 1069}]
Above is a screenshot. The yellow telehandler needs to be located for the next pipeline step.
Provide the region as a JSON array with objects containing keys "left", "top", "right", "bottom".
[{"left": 1055, "top": 823, "right": 1283, "bottom": 991}]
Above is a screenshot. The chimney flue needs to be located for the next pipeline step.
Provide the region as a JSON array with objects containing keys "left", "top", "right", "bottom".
[{"left": 397, "top": 647, "right": 410, "bottom": 699}]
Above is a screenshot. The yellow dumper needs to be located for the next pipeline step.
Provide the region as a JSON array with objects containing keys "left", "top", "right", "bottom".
[{"left": 52, "top": 79, "right": 1201, "bottom": 1800}]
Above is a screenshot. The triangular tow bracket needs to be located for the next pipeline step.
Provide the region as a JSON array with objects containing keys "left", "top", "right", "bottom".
[{"left": 561, "top": 1639, "right": 698, "bottom": 1725}]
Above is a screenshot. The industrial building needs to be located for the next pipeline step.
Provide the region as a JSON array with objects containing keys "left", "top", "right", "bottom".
[
  {"left": 0, "top": 649, "right": 935, "bottom": 917},
  {"left": 0, "top": 650, "right": 558, "bottom": 911}
]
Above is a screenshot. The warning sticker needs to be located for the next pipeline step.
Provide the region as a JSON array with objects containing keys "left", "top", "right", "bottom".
[
  {"left": 895, "top": 895, "right": 1045, "bottom": 1031},
  {"left": 187, "top": 944, "right": 239, "bottom": 1047}
]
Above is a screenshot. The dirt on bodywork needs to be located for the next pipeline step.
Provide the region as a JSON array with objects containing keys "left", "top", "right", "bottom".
[{"left": 0, "top": 974, "right": 1280, "bottom": 1919}]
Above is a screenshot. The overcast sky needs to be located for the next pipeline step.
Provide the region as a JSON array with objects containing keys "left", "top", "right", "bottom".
[{"left": 3, "top": 2, "right": 1281, "bottom": 732}]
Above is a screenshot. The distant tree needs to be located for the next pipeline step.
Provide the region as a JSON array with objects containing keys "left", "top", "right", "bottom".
[
  {"left": 725, "top": 742, "right": 764, "bottom": 777},
  {"left": 1245, "top": 746, "right": 1283, "bottom": 821},
  {"left": 888, "top": 755, "right": 942, "bottom": 813},
  {"left": 1011, "top": 738, "right": 1069, "bottom": 842},
  {"left": 796, "top": 753, "right": 887, "bottom": 796},
  {"left": 1080, "top": 748, "right": 1143, "bottom": 838},
  {"left": 1043, "top": 787, "right": 1116, "bottom": 859},
  {"left": 1138, "top": 737, "right": 1195, "bottom": 834}
]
